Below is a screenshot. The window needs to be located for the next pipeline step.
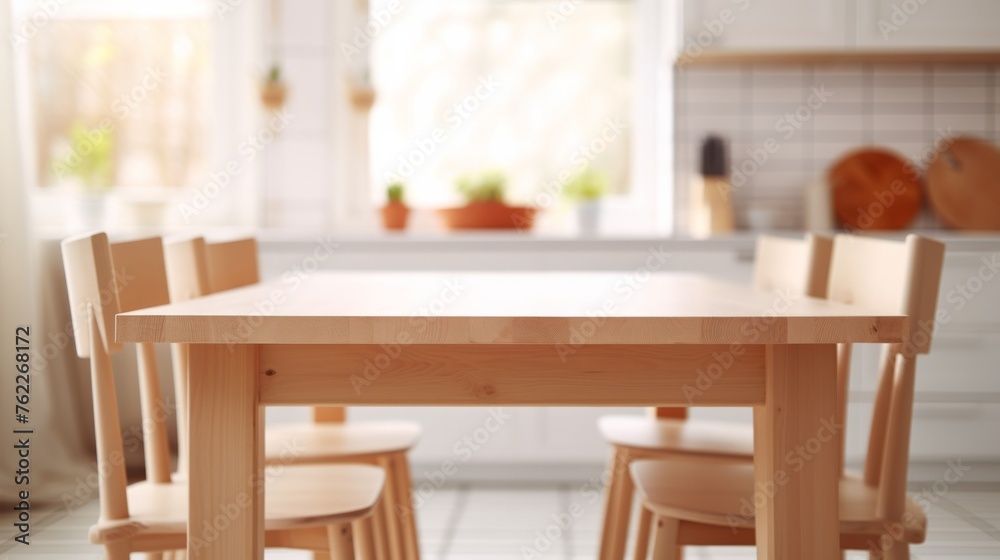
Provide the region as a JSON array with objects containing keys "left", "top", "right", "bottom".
[
  {"left": 368, "top": 0, "right": 634, "bottom": 210},
  {"left": 18, "top": 3, "right": 212, "bottom": 191}
]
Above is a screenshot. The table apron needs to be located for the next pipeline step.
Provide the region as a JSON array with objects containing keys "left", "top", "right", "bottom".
[{"left": 257, "top": 343, "right": 766, "bottom": 406}]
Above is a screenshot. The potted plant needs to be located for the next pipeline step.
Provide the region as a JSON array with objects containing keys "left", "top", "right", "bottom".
[
  {"left": 260, "top": 63, "right": 288, "bottom": 111},
  {"left": 57, "top": 121, "right": 115, "bottom": 229},
  {"left": 349, "top": 69, "right": 376, "bottom": 112},
  {"left": 437, "top": 171, "right": 537, "bottom": 230},
  {"left": 381, "top": 182, "right": 410, "bottom": 230},
  {"left": 564, "top": 168, "right": 608, "bottom": 236}
]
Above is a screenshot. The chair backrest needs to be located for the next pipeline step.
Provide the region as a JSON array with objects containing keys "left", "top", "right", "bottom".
[
  {"left": 63, "top": 232, "right": 122, "bottom": 360},
  {"left": 108, "top": 237, "right": 174, "bottom": 484},
  {"left": 61, "top": 233, "right": 175, "bottom": 522},
  {"left": 652, "top": 234, "right": 833, "bottom": 421},
  {"left": 163, "top": 235, "right": 211, "bottom": 303},
  {"left": 205, "top": 238, "right": 260, "bottom": 293},
  {"left": 62, "top": 233, "right": 127, "bottom": 524},
  {"left": 827, "top": 234, "right": 945, "bottom": 522},
  {"left": 754, "top": 233, "right": 833, "bottom": 299}
]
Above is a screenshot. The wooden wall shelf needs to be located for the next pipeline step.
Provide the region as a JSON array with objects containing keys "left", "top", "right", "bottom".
[{"left": 676, "top": 50, "right": 1000, "bottom": 67}]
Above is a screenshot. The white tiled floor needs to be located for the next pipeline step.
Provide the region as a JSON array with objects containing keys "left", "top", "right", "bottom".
[{"left": 3, "top": 483, "right": 998, "bottom": 558}]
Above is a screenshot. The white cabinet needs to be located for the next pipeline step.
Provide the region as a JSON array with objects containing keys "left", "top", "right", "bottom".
[
  {"left": 856, "top": 0, "right": 1000, "bottom": 50},
  {"left": 681, "top": 0, "right": 849, "bottom": 52},
  {"left": 680, "top": 0, "right": 1000, "bottom": 58}
]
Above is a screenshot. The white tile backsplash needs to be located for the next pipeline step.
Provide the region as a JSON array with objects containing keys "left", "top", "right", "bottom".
[{"left": 675, "top": 63, "right": 999, "bottom": 234}]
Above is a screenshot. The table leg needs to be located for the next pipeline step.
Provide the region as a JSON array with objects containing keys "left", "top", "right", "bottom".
[
  {"left": 754, "top": 344, "right": 839, "bottom": 560},
  {"left": 188, "top": 344, "right": 264, "bottom": 559}
]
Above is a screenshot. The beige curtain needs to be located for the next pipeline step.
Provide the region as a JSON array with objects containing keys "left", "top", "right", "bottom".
[{"left": 1, "top": 1, "right": 96, "bottom": 506}]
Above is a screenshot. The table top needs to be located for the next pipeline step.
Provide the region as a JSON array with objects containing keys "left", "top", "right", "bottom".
[{"left": 115, "top": 271, "right": 906, "bottom": 345}]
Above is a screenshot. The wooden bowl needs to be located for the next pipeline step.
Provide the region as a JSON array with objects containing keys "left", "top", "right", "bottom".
[
  {"left": 926, "top": 136, "right": 1000, "bottom": 230},
  {"left": 437, "top": 201, "right": 537, "bottom": 230},
  {"left": 828, "top": 147, "right": 922, "bottom": 230}
]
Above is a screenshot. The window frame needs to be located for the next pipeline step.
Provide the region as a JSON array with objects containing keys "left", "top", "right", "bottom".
[
  {"left": 11, "top": 0, "right": 263, "bottom": 229},
  {"left": 328, "top": 0, "right": 677, "bottom": 236}
]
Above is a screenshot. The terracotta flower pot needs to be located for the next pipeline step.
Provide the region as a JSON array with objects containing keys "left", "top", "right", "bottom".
[
  {"left": 261, "top": 81, "right": 288, "bottom": 111},
  {"left": 381, "top": 202, "right": 410, "bottom": 230},
  {"left": 349, "top": 86, "right": 376, "bottom": 111},
  {"left": 437, "top": 201, "right": 537, "bottom": 231}
]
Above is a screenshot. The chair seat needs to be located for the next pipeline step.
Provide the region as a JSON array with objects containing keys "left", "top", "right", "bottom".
[
  {"left": 598, "top": 415, "right": 754, "bottom": 458},
  {"left": 90, "top": 464, "right": 385, "bottom": 544},
  {"left": 630, "top": 458, "right": 927, "bottom": 543},
  {"left": 265, "top": 420, "right": 421, "bottom": 463}
]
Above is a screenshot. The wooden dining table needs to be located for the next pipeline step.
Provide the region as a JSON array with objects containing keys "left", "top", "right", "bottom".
[{"left": 115, "top": 270, "right": 906, "bottom": 560}]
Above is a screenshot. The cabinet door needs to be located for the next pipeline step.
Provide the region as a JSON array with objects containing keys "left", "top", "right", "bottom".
[
  {"left": 682, "top": 0, "right": 848, "bottom": 52},
  {"left": 856, "top": 0, "right": 1000, "bottom": 49}
]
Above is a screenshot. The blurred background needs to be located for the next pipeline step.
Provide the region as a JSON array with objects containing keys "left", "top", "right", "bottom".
[{"left": 1, "top": 1, "right": 1000, "bottom": 556}]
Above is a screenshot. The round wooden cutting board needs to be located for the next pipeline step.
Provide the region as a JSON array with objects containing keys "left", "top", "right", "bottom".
[
  {"left": 926, "top": 136, "right": 1000, "bottom": 230},
  {"left": 828, "top": 147, "right": 922, "bottom": 230}
]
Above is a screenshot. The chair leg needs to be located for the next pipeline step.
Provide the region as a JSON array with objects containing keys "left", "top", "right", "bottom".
[
  {"left": 144, "top": 553, "right": 164, "bottom": 560},
  {"left": 632, "top": 505, "right": 653, "bottom": 560},
  {"left": 885, "top": 542, "right": 910, "bottom": 560},
  {"left": 104, "top": 542, "right": 131, "bottom": 560},
  {"left": 599, "top": 447, "right": 634, "bottom": 560},
  {"left": 369, "top": 481, "right": 391, "bottom": 559},
  {"left": 377, "top": 455, "right": 404, "bottom": 559},
  {"left": 328, "top": 523, "right": 356, "bottom": 560},
  {"left": 353, "top": 516, "right": 379, "bottom": 560},
  {"left": 393, "top": 452, "right": 422, "bottom": 560},
  {"left": 649, "top": 515, "right": 680, "bottom": 560}
]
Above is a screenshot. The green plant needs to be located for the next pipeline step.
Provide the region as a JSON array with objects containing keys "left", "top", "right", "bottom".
[
  {"left": 564, "top": 168, "right": 608, "bottom": 202},
  {"left": 266, "top": 63, "right": 281, "bottom": 83},
  {"left": 387, "top": 182, "right": 405, "bottom": 204},
  {"left": 63, "top": 121, "right": 115, "bottom": 189},
  {"left": 457, "top": 170, "right": 506, "bottom": 203}
]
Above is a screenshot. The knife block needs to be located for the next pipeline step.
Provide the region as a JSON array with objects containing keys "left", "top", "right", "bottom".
[{"left": 691, "top": 175, "right": 734, "bottom": 238}]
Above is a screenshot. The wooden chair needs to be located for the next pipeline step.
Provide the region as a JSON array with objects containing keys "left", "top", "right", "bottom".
[
  {"left": 61, "top": 233, "right": 386, "bottom": 559},
  {"left": 630, "top": 233, "right": 946, "bottom": 559},
  {"left": 163, "top": 236, "right": 423, "bottom": 560},
  {"left": 597, "top": 233, "right": 834, "bottom": 560}
]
